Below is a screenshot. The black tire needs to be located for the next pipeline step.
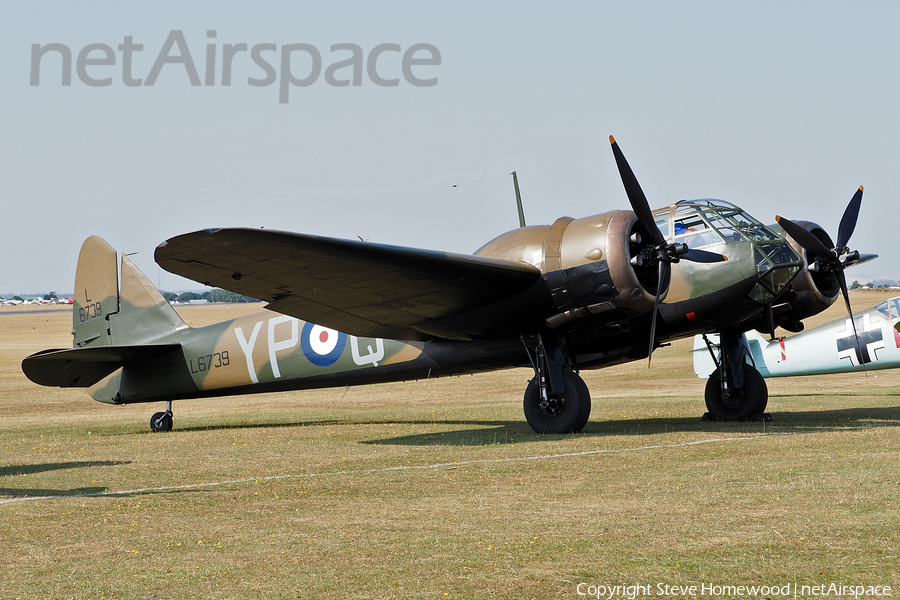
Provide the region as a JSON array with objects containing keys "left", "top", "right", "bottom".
[
  {"left": 524, "top": 369, "right": 591, "bottom": 434},
  {"left": 752, "top": 365, "right": 768, "bottom": 414},
  {"left": 704, "top": 364, "right": 767, "bottom": 420},
  {"left": 150, "top": 411, "right": 173, "bottom": 433}
]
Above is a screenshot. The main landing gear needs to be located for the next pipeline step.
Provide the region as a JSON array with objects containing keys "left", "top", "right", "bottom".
[
  {"left": 522, "top": 335, "right": 591, "bottom": 434},
  {"left": 150, "top": 401, "right": 174, "bottom": 432},
  {"left": 701, "top": 332, "right": 768, "bottom": 421}
]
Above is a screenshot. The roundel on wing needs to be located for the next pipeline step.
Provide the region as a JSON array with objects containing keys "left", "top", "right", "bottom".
[{"left": 301, "top": 322, "right": 346, "bottom": 367}]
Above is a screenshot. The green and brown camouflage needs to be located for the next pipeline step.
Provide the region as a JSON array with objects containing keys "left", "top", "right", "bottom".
[
  {"left": 71, "top": 235, "right": 120, "bottom": 349},
  {"left": 21, "top": 138, "right": 865, "bottom": 433},
  {"left": 473, "top": 199, "right": 806, "bottom": 346},
  {"left": 28, "top": 236, "right": 464, "bottom": 406},
  {"left": 26, "top": 196, "right": 809, "bottom": 411}
]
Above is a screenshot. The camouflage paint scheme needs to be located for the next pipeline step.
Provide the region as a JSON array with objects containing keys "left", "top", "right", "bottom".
[
  {"left": 693, "top": 296, "right": 900, "bottom": 378},
  {"left": 25, "top": 237, "right": 525, "bottom": 405},
  {"left": 24, "top": 195, "right": 810, "bottom": 411}
]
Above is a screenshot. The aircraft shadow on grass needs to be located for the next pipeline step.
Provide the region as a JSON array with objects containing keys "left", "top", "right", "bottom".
[
  {"left": 764, "top": 405, "right": 900, "bottom": 424},
  {"left": 0, "top": 486, "right": 207, "bottom": 501},
  {"left": 360, "top": 405, "right": 900, "bottom": 446},
  {"left": 174, "top": 418, "right": 509, "bottom": 434},
  {"left": 0, "top": 486, "right": 109, "bottom": 499},
  {"left": 0, "top": 460, "right": 129, "bottom": 477},
  {"left": 0, "top": 461, "right": 132, "bottom": 501},
  {"left": 166, "top": 404, "right": 899, "bottom": 446}
]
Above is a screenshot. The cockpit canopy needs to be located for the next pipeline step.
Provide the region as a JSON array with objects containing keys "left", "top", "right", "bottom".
[
  {"left": 654, "top": 199, "right": 802, "bottom": 305},
  {"left": 654, "top": 199, "right": 782, "bottom": 247},
  {"left": 875, "top": 297, "right": 900, "bottom": 321}
]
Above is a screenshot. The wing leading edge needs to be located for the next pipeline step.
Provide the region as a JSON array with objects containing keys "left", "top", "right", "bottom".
[{"left": 155, "top": 228, "right": 542, "bottom": 341}]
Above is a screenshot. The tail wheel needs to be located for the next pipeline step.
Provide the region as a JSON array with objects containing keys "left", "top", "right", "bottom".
[
  {"left": 150, "top": 411, "right": 173, "bottom": 433},
  {"left": 524, "top": 368, "right": 591, "bottom": 434},
  {"left": 704, "top": 364, "right": 767, "bottom": 420}
]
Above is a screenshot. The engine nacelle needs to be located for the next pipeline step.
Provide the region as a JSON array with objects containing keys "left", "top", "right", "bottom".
[
  {"left": 475, "top": 209, "right": 664, "bottom": 329},
  {"left": 774, "top": 219, "right": 840, "bottom": 324}
]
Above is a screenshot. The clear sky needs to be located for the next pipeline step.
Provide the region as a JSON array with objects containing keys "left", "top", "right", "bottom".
[{"left": 2, "top": 1, "right": 898, "bottom": 294}]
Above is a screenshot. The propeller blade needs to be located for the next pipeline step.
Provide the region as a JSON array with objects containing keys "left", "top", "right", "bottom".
[
  {"left": 777, "top": 187, "right": 869, "bottom": 376},
  {"left": 681, "top": 248, "right": 728, "bottom": 263},
  {"left": 775, "top": 215, "right": 833, "bottom": 257},
  {"left": 836, "top": 186, "right": 864, "bottom": 250},
  {"left": 647, "top": 259, "right": 669, "bottom": 368},
  {"left": 610, "top": 136, "right": 666, "bottom": 247},
  {"left": 836, "top": 269, "right": 867, "bottom": 375}
]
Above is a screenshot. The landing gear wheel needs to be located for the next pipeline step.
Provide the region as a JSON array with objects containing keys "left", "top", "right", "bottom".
[
  {"left": 524, "top": 369, "right": 591, "bottom": 434},
  {"left": 704, "top": 364, "right": 767, "bottom": 421},
  {"left": 150, "top": 411, "right": 173, "bottom": 433}
]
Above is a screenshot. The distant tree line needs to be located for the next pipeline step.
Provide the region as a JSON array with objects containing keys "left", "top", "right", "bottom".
[
  {"left": 871, "top": 279, "right": 900, "bottom": 288},
  {"left": 849, "top": 280, "right": 899, "bottom": 290},
  {"left": 162, "top": 289, "right": 260, "bottom": 303}
]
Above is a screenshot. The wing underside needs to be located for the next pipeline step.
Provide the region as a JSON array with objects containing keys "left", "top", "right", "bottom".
[{"left": 155, "top": 228, "right": 542, "bottom": 340}]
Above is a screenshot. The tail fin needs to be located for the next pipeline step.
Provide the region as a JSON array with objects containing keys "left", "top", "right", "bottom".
[
  {"left": 25, "top": 236, "right": 189, "bottom": 400},
  {"left": 72, "top": 235, "right": 189, "bottom": 348},
  {"left": 113, "top": 253, "right": 189, "bottom": 345},
  {"left": 73, "top": 236, "right": 120, "bottom": 348}
]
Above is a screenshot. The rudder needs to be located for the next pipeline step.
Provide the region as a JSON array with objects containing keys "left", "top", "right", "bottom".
[
  {"left": 71, "top": 236, "right": 189, "bottom": 348},
  {"left": 72, "top": 236, "right": 120, "bottom": 348}
]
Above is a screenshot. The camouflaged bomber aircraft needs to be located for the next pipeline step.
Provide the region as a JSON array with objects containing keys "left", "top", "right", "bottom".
[{"left": 22, "top": 138, "right": 872, "bottom": 432}]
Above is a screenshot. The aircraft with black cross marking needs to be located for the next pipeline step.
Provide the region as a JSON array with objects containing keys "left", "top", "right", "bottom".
[
  {"left": 21, "top": 138, "right": 875, "bottom": 432},
  {"left": 693, "top": 296, "right": 900, "bottom": 384}
]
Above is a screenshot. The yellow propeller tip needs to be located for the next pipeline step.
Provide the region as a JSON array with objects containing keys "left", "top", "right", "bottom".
[
  {"left": 609, "top": 135, "right": 616, "bottom": 145},
  {"left": 775, "top": 215, "right": 783, "bottom": 222},
  {"left": 859, "top": 185, "right": 864, "bottom": 191}
]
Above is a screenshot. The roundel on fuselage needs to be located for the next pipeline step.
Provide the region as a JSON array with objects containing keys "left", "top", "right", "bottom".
[{"left": 301, "top": 322, "right": 346, "bottom": 367}]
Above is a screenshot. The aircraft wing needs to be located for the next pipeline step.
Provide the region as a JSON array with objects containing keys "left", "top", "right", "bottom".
[{"left": 155, "top": 228, "right": 542, "bottom": 341}]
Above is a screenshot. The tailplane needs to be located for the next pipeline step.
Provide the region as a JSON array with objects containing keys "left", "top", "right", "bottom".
[{"left": 24, "top": 236, "right": 189, "bottom": 397}]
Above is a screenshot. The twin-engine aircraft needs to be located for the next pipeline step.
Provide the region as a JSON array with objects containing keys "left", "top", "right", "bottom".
[{"left": 22, "top": 138, "right": 872, "bottom": 433}]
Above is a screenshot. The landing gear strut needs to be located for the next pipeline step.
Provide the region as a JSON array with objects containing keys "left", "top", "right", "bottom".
[
  {"left": 150, "top": 401, "right": 174, "bottom": 432},
  {"left": 522, "top": 335, "right": 591, "bottom": 434},
  {"left": 702, "top": 332, "right": 768, "bottom": 421}
]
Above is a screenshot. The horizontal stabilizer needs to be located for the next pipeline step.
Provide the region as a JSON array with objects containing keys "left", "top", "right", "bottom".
[{"left": 22, "top": 344, "right": 182, "bottom": 388}]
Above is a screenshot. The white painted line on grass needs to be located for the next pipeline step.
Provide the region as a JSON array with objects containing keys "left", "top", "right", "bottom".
[{"left": 0, "top": 428, "right": 863, "bottom": 505}]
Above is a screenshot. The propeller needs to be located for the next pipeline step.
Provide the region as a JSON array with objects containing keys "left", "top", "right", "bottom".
[
  {"left": 609, "top": 136, "right": 727, "bottom": 366},
  {"left": 776, "top": 186, "right": 867, "bottom": 369}
]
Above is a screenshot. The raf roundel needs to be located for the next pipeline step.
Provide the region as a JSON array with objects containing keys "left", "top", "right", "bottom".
[{"left": 300, "top": 322, "right": 347, "bottom": 367}]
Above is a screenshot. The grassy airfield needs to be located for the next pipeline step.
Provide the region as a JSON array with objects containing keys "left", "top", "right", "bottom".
[{"left": 1, "top": 292, "right": 898, "bottom": 599}]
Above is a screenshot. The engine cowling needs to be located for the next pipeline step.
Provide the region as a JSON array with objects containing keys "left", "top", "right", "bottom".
[
  {"left": 773, "top": 219, "right": 840, "bottom": 327},
  {"left": 474, "top": 209, "right": 665, "bottom": 330}
]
